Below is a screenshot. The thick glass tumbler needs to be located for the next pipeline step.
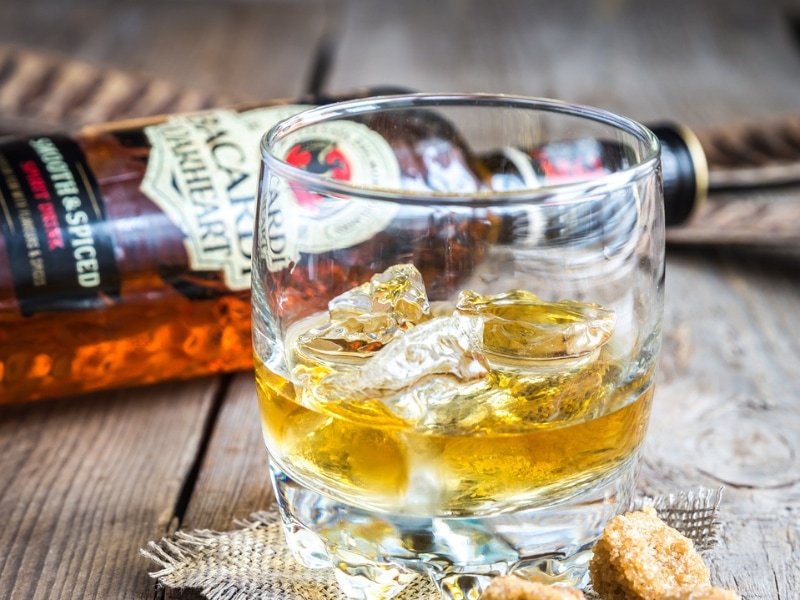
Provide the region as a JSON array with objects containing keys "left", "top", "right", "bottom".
[{"left": 252, "top": 94, "right": 664, "bottom": 599}]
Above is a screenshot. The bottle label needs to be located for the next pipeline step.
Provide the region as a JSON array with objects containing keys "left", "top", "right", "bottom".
[
  {"left": 0, "top": 135, "right": 120, "bottom": 315},
  {"left": 142, "top": 107, "right": 300, "bottom": 292},
  {"left": 141, "top": 105, "right": 399, "bottom": 290},
  {"left": 263, "top": 117, "right": 402, "bottom": 273}
]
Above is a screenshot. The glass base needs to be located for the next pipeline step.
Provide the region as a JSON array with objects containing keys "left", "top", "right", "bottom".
[{"left": 269, "top": 458, "right": 639, "bottom": 600}]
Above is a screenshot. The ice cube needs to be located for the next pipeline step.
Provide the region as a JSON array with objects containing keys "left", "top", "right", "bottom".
[
  {"left": 403, "top": 458, "right": 446, "bottom": 512},
  {"left": 295, "top": 314, "right": 405, "bottom": 362},
  {"left": 329, "top": 263, "right": 430, "bottom": 324},
  {"left": 296, "top": 314, "right": 491, "bottom": 429},
  {"left": 296, "top": 264, "right": 432, "bottom": 362},
  {"left": 353, "top": 314, "right": 488, "bottom": 392},
  {"left": 456, "top": 289, "right": 615, "bottom": 361}
]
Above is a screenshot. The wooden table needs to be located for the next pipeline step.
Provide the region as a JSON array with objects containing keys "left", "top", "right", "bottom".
[{"left": 1, "top": 1, "right": 799, "bottom": 598}]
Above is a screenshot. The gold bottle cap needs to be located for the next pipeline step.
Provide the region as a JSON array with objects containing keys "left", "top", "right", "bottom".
[{"left": 648, "top": 122, "right": 709, "bottom": 226}]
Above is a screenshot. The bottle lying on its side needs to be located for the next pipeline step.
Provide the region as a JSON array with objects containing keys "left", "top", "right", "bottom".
[{"left": 0, "top": 90, "right": 706, "bottom": 404}]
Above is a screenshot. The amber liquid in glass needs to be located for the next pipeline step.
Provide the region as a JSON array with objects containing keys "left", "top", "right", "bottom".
[{"left": 257, "top": 356, "right": 651, "bottom": 516}]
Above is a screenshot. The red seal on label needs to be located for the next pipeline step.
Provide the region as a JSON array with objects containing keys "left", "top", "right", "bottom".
[{"left": 285, "top": 141, "right": 352, "bottom": 211}]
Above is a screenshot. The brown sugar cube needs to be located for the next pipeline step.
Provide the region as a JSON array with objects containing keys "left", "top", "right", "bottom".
[
  {"left": 481, "top": 575, "right": 586, "bottom": 599},
  {"left": 662, "top": 585, "right": 741, "bottom": 600},
  {"left": 588, "top": 505, "right": 710, "bottom": 600}
]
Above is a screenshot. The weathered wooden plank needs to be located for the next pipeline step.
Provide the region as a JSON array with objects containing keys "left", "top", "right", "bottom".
[
  {"left": 325, "top": 1, "right": 800, "bottom": 598},
  {"left": 644, "top": 245, "right": 800, "bottom": 599},
  {"left": 0, "top": 2, "right": 329, "bottom": 600},
  {"left": 158, "top": 375, "right": 271, "bottom": 600},
  {"left": 0, "top": 0, "right": 329, "bottom": 102},
  {"left": 0, "top": 0, "right": 333, "bottom": 134},
  {"left": 177, "top": 372, "right": 273, "bottom": 532},
  {"left": 0, "top": 380, "right": 219, "bottom": 600},
  {"left": 2, "top": 1, "right": 797, "bottom": 600},
  {"left": 328, "top": 0, "right": 800, "bottom": 124}
]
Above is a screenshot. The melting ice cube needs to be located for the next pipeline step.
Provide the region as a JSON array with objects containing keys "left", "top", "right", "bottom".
[
  {"left": 295, "top": 264, "right": 432, "bottom": 362},
  {"left": 456, "top": 289, "right": 615, "bottom": 361},
  {"left": 329, "top": 263, "right": 430, "bottom": 323},
  {"left": 352, "top": 313, "right": 488, "bottom": 392},
  {"left": 296, "top": 314, "right": 491, "bottom": 429},
  {"left": 292, "top": 266, "right": 618, "bottom": 435}
]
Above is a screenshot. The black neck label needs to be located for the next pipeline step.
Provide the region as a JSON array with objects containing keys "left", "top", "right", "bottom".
[{"left": 0, "top": 135, "right": 120, "bottom": 315}]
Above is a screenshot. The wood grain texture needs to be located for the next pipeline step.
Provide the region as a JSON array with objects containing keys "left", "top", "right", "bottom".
[
  {"left": 645, "top": 246, "right": 800, "bottom": 599},
  {"left": 161, "top": 373, "right": 272, "bottom": 600},
  {"left": 0, "top": 0, "right": 329, "bottom": 102},
  {"left": 1, "top": 0, "right": 799, "bottom": 599},
  {"left": 327, "top": 1, "right": 800, "bottom": 598},
  {"left": 178, "top": 372, "right": 274, "bottom": 532},
  {"left": 0, "top": 379, "right": 219, "bottom": 600},
  {"left": 328, "top": 0, "right": 800, "bottom": 124},
  {"left": 0, "top": 1, "right": 329, "bottom": 599},
  {"left": 667, "top": 111, "right": 800, "bottom": 246}
]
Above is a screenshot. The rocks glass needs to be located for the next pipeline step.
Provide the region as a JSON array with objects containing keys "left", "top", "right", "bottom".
[{"left": 252, "top": 94, "right": 664, "bottom": 599}]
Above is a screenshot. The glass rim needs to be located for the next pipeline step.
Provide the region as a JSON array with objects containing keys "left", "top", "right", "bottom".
[{"left": 260, "top": 92, "right": 661, "bottom": 206}]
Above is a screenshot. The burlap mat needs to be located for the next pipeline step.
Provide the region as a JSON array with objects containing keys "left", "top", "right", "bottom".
[{"left": 142, "top": 488, "right": 722, "bottom": 600}]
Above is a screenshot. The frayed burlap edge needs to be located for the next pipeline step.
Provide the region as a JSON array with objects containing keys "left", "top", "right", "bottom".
[
  {"left": 141, "top": 511, "right": 437, "bottom": 600},
  {"left": 142, "top": 487, "right": 722, "bottom": 600}
]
